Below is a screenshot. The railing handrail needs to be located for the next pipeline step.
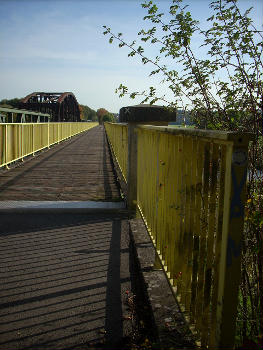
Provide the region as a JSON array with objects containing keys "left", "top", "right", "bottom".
[
  {"left": 0, "top": 106, "right": 50, "bottom": 117},
  {"left": 106, "top": 121, "right": 254, "bottom": 141},
  {"left": 0, "top": 122, "right": 91, "bottom": 125},
  {"left": 106, "top": 122, "right": 128, "bottom": 126},
  {"left": 136, "top": 124, "right": 254, "bottom": 142}
]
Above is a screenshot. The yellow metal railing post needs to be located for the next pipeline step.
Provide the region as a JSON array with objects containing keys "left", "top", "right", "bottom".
[
  {"left": 127, "top": 122, "right": 138, "bottom": 212},
  {"left": 213, "top": 134, "right": 252, "bottom": 349},
  {"left": 5, "top": 124, "right": 9, "bottom": 169},
  {"left": 48, "top": 122, "right": 50, "bottom": 149},
  {"left": 104, "top": 122, "right": 128, "bottom": 182},
  {"left": 32, "top": 124, "right": 35, "bottom": 156},
  {"left": 118, "top": 105, "right": 176, "bottom": 214},
  {"left": 21, "top": 124, "right": 24, "bottom": 161}
]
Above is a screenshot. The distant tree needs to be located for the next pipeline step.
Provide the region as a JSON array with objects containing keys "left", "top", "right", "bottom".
[
  {"left": 89, "top": 110, "right": 97, "bottom": 121},
  {"left": 79, "top": 104, "right": 97, "bottom": 121},
  {"left": 103, "top": 112, "right": 116, "bottom": 122},
  {"left": 0, "top": 98, "right": 21, "bottom": 108},
  {"left": 79, "top": 105, "right": 84, "bottom": 120},
  {"left": 97, "top": 108, "right": 109, "bottom": 124}
]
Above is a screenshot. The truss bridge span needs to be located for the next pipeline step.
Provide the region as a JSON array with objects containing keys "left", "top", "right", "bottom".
[{"left": 20, "top": 92, "right": 80, "bottom": 122}]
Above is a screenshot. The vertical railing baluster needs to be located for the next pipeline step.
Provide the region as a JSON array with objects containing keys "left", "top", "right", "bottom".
[
  {"left": 209, "top": 144, "right": 227, "bottom": 348},
  {"left": 32, "top": 124, "right": 35, "bottom": 156},
  {"left": 201, "top": 143, "right": 219, "bottom": 348},
  {"left": 5, "top": 124, "right": 8, "bottom": 168},
  {"left": 215, "top": 135, "right": 251, "bottom": 349},
  {"left": 196, "top": 142, "right": 211, "bottom": 333},
  {"left": 180, "top": 136, "right": 193, "bottom": 308}
]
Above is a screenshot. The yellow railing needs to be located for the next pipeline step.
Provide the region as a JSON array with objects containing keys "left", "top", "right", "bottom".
[
  {"left": 105, "top": 122, "right": 252, "bottom": 349},
  {"left": 104, "top": 122, "right": 128, "bottom": 182},
  {"left": 0, "top": 122, "right": 98, "bottom": 168}
]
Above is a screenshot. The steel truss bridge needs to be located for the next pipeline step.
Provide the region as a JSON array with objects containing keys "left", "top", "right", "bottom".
[{"left": 20, "top": 92, "right": 80, "bottom": 122}]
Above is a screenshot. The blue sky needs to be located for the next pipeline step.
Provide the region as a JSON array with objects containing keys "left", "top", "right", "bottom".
[{"left": 0, "top": 0, "right": 262, "bottom": 113}]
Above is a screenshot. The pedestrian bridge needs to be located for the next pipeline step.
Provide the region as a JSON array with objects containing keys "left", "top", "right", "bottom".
[{"left": 0, "top": 117, "right": 252, "bottom": 349}]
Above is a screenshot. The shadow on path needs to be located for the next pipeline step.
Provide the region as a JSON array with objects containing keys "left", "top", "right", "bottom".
[{"left": 0, "top": 213, "right": 131, "bottom": 350}]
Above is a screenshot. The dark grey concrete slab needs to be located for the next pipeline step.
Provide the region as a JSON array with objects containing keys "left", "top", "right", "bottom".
[{"left": 0, "top": 201, "right": 126, "bottom": 213}]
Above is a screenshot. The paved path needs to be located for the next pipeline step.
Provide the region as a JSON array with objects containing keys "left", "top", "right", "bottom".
[
  {"left": 0, "top": 213, "right": 132, "bottom": 350},
  {"left": 0, "top": 126, "right": 120, "bottom": 201},
  {"left": 0, "top": 126, "right": 135, "bottom": 349}
]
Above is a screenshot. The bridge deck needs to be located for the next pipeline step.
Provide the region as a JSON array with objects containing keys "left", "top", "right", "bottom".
[
  {"left": 0, "top": 213, "right": 132, "bottom": 350},
  {"left": 0, "top": 126, "right": 134, "bottom": 349},
  {"left": 0, "top": 125, "right": 120, "bottom": 201}
]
